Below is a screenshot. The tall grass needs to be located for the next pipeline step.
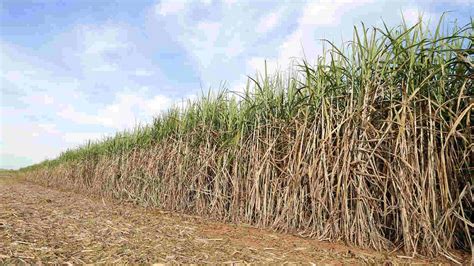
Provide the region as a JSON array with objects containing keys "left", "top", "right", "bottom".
[{"left": 22, "top": 17, "right": 473, "bottom": 258}]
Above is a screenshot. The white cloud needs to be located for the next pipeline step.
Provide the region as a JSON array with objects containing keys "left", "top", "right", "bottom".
[
  {"left": 82, "top": 30, "right": 128, "bottom": 55},
  {"left": 91, "top": 64, "right": 118, "bottom": 72},
  {"left": 59, "top": 90, "right": 173, "bottom": 130},
  {"left": 188, "top": 21, "right": 222, "bottom": 68},
  {"left": 437, "top": 0, "right": 473, "bottom": 5},
  {"left": 246, "top": 57, "right": 282, "bottom": 76},
  {"left": 22, "top": 93, "right": 56, "bottom": 106},
  {"left": 402, "top": 7, "right": 422, "bottom": 25},
  {"left": 42, "top": 95, "right": 54, "bottom": 105},
  {"left": 223, "top": 0, "right": 237, "bottom": 6},
  {"left": 142, "top": 94, "right": 174, "bottom": 114},
  {"left": 197, "top": 21, "right": 221, "bottom": 35},
  {"left": 283, "top": 0, "right": 372, "bottom": 58},
  {"left": 37, "top": 123, "right": 59, "bottom": 134},
  {"left": 298, "top": 0, "right": 363, "bottom": 27},
  {"left": 1, "top": 23, "right": 170, "bottom": 168},
  {"left": 0, "top": 153, "right": 34, "bottom": 170},
  {"left": 67, "top": 24, "right": 131, "bottom": 74},
  {"left": 401, "top": 7, "right": 440, "bottom": 26},
  {"left": 0, "top": 123, "right": 64, "bottom": 166},
  {"left": 78, "top": 24, "right": 129, "bottom": 55},
  {"left": 247, "top": 0, "right": 375, "bottom": 75},
  {"left": 0, "top": 43, "right": 83, "bottom": 108},
  {"left": 0, "top": 122, "right": 109, "bottom": 169},
  {"left": 156, "top": 0, "right": 189, "bottom": 16},
  {"left": 134, "top": 69, "right": 154, "bottom": 76},
  {"left": 256, "top": 8, "right": 284, "bottom": 33},
  {"left": 151, "top": 2, "right": 266, "bottom": 85}
]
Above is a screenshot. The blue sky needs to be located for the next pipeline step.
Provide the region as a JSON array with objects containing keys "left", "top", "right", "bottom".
[{"left": 1, "top": 0, "right": 472, "bottom": 169}]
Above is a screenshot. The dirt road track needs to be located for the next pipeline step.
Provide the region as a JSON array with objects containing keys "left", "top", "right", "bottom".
[{"left": 0, "top": 175, "right": 467, "bottom": 264}]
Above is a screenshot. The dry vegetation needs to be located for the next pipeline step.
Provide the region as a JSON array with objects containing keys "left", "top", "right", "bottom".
[
  {"left": 2, "top": 180, "right": 469, "bottom": 264},
  {"left": 20, "top": 17, "right": 473, "bottom": 261}
]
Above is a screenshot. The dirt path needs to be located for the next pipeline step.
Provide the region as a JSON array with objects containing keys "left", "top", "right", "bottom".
[{"left": 0, "top": 175, "right": 462, "bottom": 264}]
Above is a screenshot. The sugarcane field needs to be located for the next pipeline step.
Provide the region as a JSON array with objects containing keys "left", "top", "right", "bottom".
[{"left": 1, "top": 1, "right": 472, "bottom": 264}]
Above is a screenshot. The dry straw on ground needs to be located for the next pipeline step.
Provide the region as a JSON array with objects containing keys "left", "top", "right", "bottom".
[
  {"left": 2, "top": 179, "right": 468, "bottom": 264},
  {"left": 22, "top": 17, "right": 473, "bottom": 260}
]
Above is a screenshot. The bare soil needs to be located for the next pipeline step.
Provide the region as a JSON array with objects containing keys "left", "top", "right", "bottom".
[{"left": 0, "top": 174, "right": 468, "bottom": 264}]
